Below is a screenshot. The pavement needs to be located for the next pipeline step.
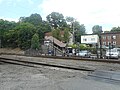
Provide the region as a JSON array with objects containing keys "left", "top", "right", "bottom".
[
  {"left": 1, "top": 55, "right": 120, "bottom": 90},
  {"left": 0, "top": 63, "right": 120, "bottom": 90}
]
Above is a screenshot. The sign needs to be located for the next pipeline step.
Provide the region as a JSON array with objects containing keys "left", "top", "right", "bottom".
[{"left": 81, "top": 35, "right": 99, "bottom": 44}]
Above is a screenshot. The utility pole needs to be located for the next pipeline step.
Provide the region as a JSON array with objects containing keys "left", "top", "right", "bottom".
[
  {"left": 72, "top": 21, "right": 75, "bottom": 44},
  {"left": 96, "top": 43, "right": 99, "bottom": 58},
  {"left": 0, "top": 30, "right": 2, "bottom": 48},
  {"left": 0, "top": 39, "right": 1, "bottom": 48},
  {"left": 99, "top": 35, "right": 102, "bottom": 59},
  {"left": 52, "top": 37, "right": 54, "bottom": 56}
]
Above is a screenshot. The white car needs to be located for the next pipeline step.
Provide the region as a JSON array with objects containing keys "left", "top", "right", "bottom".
[
  {"left": 76, "top": 50, "right": 91, "bottom": 57},
  {"left": 105, "top": 48, "right": 120, "bottom": 59}
]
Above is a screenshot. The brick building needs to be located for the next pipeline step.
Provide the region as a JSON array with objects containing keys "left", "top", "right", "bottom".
[{"left": 101, "top": 32, "right": 120, "bottom": 48}]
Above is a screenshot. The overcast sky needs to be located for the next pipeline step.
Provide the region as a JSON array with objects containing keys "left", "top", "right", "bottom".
[{"left": 0, "top": 0, "right": 120, "bottom": 33}]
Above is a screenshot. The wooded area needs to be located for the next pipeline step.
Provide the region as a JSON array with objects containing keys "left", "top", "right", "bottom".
[{"left": 0, "top": 12, "right": 119, "bottom": 50}]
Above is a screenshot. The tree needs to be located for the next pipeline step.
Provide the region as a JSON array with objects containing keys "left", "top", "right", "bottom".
[
  {"left": 66, "top": 17, "right": 86, "bottom": 43},
  {"left": 31, "top": 33, "right": 40, "bottom": 50},
  {"left": 19, "top": 13, "right": 42, "bottom": 26},
  {"left": 52, "top": 29, "right": 61, "bottom": 40},
  {"left": 46, "top": 12, "right": 67, "bottom": 29},
  {"left": 73, "top": 22, "right": 86, "bottom": 43},
  {"left": 63, "top": 28, "right": 70, "bottom": 43},
  {"left": 66, "top": 16, "right": 74, "bottom": 23},
  {"left": 15, "top": 22, "right": 35, "bottom": 50},
  {"left": 66, "top": 16, "right": 75, "bottom": 31},
  {"left": 36, "top": 20, "right": 52, "bottom": 41},
  {"left": 92, "top": 25, "right": 103, "bottom": 58},
  {"left": 110, "top": 27, "right": 120, "bottom": 32},
  {"left": 3, "top": 30, "right": 18, "bottom": 48},
  {"left": 92, "top": 25, "right": 102, "bottom": 34},
  {"left": 0, "top": 19, "right": 17, "bottom": 47}
]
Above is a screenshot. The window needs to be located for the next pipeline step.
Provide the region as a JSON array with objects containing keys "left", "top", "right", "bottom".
[
  {"left": 103, "top": 42, "right": 106, "bottom": 45},
  {"left": 44, "top": 41, "right": 50, "bottom": 46},
  {"left": 102, "top": 36, "right": 106, "bottom": 40},
  {"left": 83, "top": 38, "right": 87, "bottom": 41},
  {"left": 108, "top": 42, "right": 111, "bottom": 45},
  {"left": 107, "top": 36, "right": 111, "bottom": 40},
  {"left": 112, "top": 35, "right": 116, "bottom": 39},
  {"left": 112, "top": 41, "right": 116, "bottom": 45},
  {"left": 91, "top": 38, "right": 95, "bottom": 41}
]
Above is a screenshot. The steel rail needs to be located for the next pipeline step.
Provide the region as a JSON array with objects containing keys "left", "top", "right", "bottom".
[
  {"left": 0, "top": 57, "right": 94, "bottom": 71},
  {"left": 1, "top": 53, "right": 120, "bottom": 64}
]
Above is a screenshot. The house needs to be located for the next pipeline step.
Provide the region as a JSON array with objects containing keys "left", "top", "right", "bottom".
[
  {"left": 81, "top": 34, "right": 99, "bottom": 46},
  {"left": 81, "top": 32, "right": 120, "bottom": 48},
  {"left": 101, "top": 32, "right": 120, "bottom": 48}
]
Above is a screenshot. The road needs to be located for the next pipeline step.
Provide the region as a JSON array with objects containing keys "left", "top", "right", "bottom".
[{"left": 0, "top": 62, "right": 120, "bottom": 90}]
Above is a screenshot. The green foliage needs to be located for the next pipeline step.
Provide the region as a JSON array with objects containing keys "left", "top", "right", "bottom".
[
  {"left": 36, "top": 21, "right": 52, "bottom": 40},
  {"left": 3, "top": 30, "right": 18, "bottom": 48},
  {"left": 15, "top": 22, "right": 35, "bottom": 50},
  {"left": 66, "top": 16, "right": 74, "bottom": 23},
  {"left": 63, "top": 28, "right": 70, "bottom": 43},
  {"left": 68, "top": 44, "right": 77, "bottom": 49},
  {"left": 0, "top": 12, "right": 87, "bottom": 50},
  {"left": 65, "top": 17, "right": 86, "bottom": 43},
  {"left": 110, "top": 27, "right": 120, "bottom": 32},
  {"left": 75, "top": 24, "right": 86, "bottom": 43},
  {"left": 52, "top": 28, "right": 70, "bottom": 42},
  {"left": 68, "top": 44, "right": 86, "bottom": 49},
  {"left": 92, "top": 25, "right": 102, "bottom": 34},
  {"left": 46, "top": 12, "right": 67, "bottom": 29},
  {"left": 19, "top": 13, "right": 42, "bottom": 26},
  {"left": 52, "top": 29, "right": 61, "bottom": 40},
  {"left": 79, "top": 44, "right": 87, "bottom": 49},
  {"left": 0, "top": 19, "right": 17, "bottom": 31},
  {"left": 0, "top": 19, "right": 17, "bottom": 47},
  {"left": 31, "top": 33, "right": 40, "bottom": 50}
]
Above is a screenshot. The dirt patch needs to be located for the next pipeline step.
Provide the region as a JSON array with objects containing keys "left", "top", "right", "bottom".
[{"left": 0, "top": 48, "right": 24, "bottom": 55}]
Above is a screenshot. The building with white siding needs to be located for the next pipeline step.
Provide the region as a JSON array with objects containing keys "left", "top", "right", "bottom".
[{"left": 81, "top": 34, "right": 99, "bottom": 44}]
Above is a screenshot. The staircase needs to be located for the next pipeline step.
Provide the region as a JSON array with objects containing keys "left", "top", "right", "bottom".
[
  {"left": 42, "top": 36, "right": 67, "bottom": 55},
  {"left": 45, "top": 36, "right": 66, "bottom": 48},
  {"left": 41, "top": 43, "right": 64, "bottom": 56}
]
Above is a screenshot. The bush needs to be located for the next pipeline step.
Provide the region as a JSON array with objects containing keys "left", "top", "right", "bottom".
[{"left": 31, "top": 33, "right": 40, "bottom": 50}]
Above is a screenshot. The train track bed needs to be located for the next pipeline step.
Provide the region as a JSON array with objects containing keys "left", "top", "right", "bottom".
[
  {"left": 0, "top": 56, "right": 94, "bottom": 72},
  {"left": 1, "top": 54, "right": 120, "bottom": 89},
  {"left": 1, "top": 54, "right": 120, "bottom": 72}
]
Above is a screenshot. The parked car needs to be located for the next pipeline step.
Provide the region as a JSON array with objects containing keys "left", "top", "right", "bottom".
[
  {"left": 76, "top": 50, "right": 91, "bottom": 57},
  {"left": 105, "top": 48, "right": 120, "bottom": 59}
]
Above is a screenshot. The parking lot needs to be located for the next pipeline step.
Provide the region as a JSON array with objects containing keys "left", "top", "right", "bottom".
[{"left": 0, "top": 59, "right": 120, "bottom": 90}]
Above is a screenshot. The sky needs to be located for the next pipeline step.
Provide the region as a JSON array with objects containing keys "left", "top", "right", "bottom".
[{"left": 0, "top": 0, "right": 120, "bottom": 33}]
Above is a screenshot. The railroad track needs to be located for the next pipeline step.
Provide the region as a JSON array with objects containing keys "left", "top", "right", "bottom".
[
  {"left": 1, "top": 53, "right": 120, "bottom": 64},
  {"left": 0, "top": 57, "right": 94, "bottom": 72},
  {"left": 1, "top": 55, "right": 120, "bottom": 83}
]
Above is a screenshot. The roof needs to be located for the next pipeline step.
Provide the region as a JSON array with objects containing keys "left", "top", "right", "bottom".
[
  {"left": 45, "top": 36, "right": 66, "bottom": 47},
  {"left": 101, "top": 32, "right": 120, "bottom": 35},
  {"left": 45, "top": 31, "right": 64, "bottom": 37}
]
